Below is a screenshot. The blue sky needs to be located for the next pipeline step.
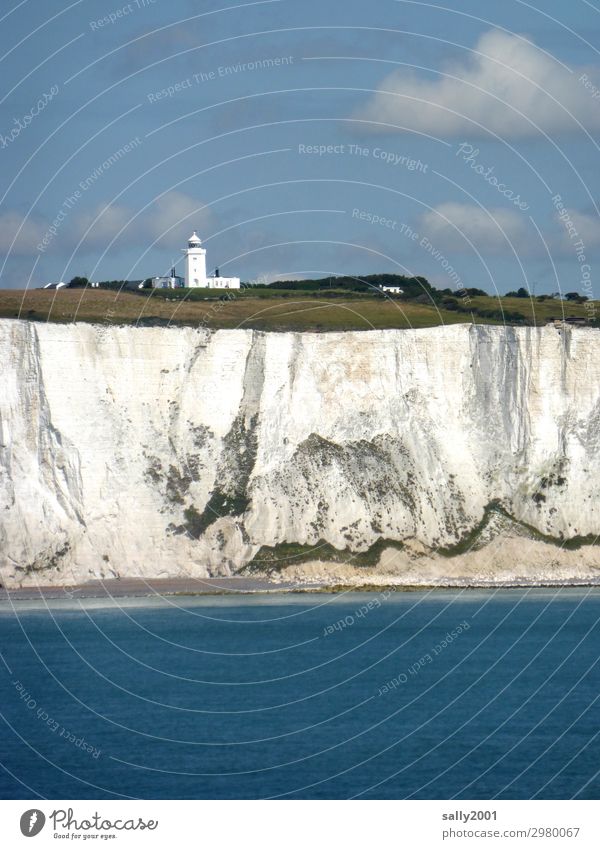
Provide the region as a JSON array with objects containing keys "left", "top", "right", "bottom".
[{"left": 1, "top": 0, "right": 600, "bottom": 295}]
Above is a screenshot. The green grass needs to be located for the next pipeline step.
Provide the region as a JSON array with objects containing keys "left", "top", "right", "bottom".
[
  {"left": 467, "top": 295, "right": 594, "bottom": 324},
  {"left": 0, "top": 288, "right": 596, "bottom": 331},
  {"left": 245, "top": 539, "right": 395, "bottom": 572},
  {"left": 149, "top": 286, "right": 376, "bottom": 301}
]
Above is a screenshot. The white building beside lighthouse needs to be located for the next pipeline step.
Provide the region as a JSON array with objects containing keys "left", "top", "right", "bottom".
[{"left": 182, "top": 232, "right": 240, "bottom": 289}]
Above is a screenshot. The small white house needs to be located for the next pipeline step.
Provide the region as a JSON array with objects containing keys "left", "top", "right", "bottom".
[
  {"left": 42, "top": 281, "right": 67, "bottom": 290},
  {"left": 380, "top": 285, "right": 404, "bottom": 295},
  {"left": 152, "top": 269, "right": 185, "bottom": 289},
  {"left": 204, "top": 276, "right": 240, "bottom": 289}
]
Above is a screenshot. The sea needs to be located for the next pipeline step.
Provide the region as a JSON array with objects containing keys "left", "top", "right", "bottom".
[{"left": 0, "top": 588, "right": 599, "bottom": 800}]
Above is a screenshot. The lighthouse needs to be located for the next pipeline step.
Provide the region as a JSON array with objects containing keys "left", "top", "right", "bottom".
[
  {"left": 182, "top": 231, "right": 241, "bottom": 289},
  {"left": 183, "top": 231, "right": 207, "bottom": 288}
]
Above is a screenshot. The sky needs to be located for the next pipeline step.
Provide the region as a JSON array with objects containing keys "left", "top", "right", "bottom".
[{"left": 1, "top": 0, "right": 600, "bottom": 296}]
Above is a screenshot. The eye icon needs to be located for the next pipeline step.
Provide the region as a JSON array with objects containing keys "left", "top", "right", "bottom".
[{"left": 20, "top": 810, "right": 46, "bottom": 837}]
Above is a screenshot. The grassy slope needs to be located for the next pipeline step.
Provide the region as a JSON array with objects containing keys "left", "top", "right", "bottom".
[
  {"left": 467, "top": 295, "right": 593, "bottom": 324},
  {"left": 0, "top": 287, "right": 595, "bottom": 331}
]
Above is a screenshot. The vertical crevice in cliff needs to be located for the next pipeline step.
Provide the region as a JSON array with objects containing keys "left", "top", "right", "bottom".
[
  {"left": 288, "top": 333, "right": 302, "bottom": 395},
  {"left": 30, "top": 324, "right": 86, "bottom": 528},
  {"left": 188, "top": 331, "right": 266, "bottom": 536},
  {"left": 166, "top": 329, "right": 212, "bottom": 446}
]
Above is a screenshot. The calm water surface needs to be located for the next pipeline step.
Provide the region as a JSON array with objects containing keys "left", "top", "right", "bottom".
[{"left": 0, "top": 588, "right": 599, "bottom": 799}]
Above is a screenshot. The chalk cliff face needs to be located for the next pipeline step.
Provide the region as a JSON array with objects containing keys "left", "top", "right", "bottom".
[{"left": 1, "top": 319, "right": 600, "bottom": 587}]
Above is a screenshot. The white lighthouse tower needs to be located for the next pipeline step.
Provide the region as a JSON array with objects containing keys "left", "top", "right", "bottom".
[
  {"left": 183, "top": 231, "right": 207, "bottom": 288},
  {"left": 182, "top": 231, "right": 241, "bottom": 289}
]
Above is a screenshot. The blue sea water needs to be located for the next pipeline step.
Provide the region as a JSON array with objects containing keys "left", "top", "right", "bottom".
[{"left": 0, "top": 588, "right": 599, "bottom": 800}]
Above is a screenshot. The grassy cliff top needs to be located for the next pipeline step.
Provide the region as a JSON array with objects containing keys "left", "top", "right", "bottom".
[{"left": 0, "top": 287, "right": 595, "bottom": 332}]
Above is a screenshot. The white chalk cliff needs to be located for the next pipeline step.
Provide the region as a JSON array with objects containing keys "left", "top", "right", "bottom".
[{"left": 2, "top": 319, "right": 600, "bottom": 588}]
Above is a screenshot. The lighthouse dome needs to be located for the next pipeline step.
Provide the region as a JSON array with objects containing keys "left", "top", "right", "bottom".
[{"left": 188, "top": 231, "right": 202, "bottom": 247}]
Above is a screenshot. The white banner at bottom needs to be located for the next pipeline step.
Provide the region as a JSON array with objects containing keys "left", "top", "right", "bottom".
[{"left": 0, "top": 800, "right": 597, "bottom": 848}]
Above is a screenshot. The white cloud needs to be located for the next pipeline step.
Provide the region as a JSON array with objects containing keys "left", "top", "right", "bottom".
[
  {"left": 75, "top": 191, "right": 212, "bottom": 250},
  {"left": 355, "top": 29, "right": 600, "bottom": 138},
  {"left": 0, "top": 191, "right": 213, "bottom": 260},
  {"left": 75, "top": 204, "right": 133, "bottom": 249},
  {"left": 0, "top": 211, "right": 46, "bottom": 255},
  {"left": 419, "top": 203, "right": 600, "bottom": 259},
  {"left": 562, "top": 210, "right": 600, "bottom": 247},
  {"left": 145, "top": 191, "right": 210, "bottom": 247},
  {"left": 419, "top": 202, "right": 528, "bottom": 254}
]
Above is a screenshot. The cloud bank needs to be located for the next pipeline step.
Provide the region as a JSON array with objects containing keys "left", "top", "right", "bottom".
[
  {"left": 0, "top": 191, "right": 212, "bottom": 259},
  {"left": 419, "top": 202, "right": 528, "bottom": 254},
  {"left": 354, "top": 30, "right": 600, "bottom": 138},
  {"left": 418, "top": 202, "right": 600, "bottom": 259}
]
